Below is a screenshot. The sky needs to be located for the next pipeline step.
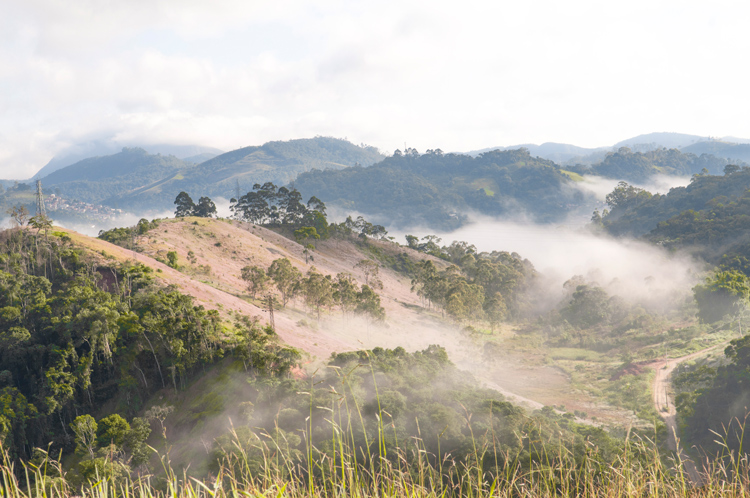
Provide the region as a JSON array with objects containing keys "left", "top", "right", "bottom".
[{"left": 2, "top": 0, "right": 750, "bottom": 178}]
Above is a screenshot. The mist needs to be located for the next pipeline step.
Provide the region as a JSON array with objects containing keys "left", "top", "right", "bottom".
[
  {"left": 575, "top": 174, "right": 692, "bottom": 202},
  {"left": 392, "top": 217, "right": 702, "bottom": 313}
]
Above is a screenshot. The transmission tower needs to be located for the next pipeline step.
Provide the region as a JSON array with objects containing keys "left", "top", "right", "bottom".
[
  {"left": 35, "top": 180, "right": 46, "bottom": 217},
  {"left": 262, "top": 294, "right": 275, "bottom": 332}
]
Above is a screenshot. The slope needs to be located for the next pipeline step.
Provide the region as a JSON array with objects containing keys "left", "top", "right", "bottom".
[
  {"left": 40, "top": 147, "right": 192, "bottom": 205},
  {"left": 31, "top": 142, "right": 223, "bottom": 180},
  {"left": 293, "top": 148, "right": 592, "bottom": 229},
  {"left": 681, "top": 141, "right": 750, "bottom": 163},
  {"left": 108, "top": 137, "right": 384, "bottom": 211},
  {"left": 75, "top": 217, "right": 646, "bottom": 424}
]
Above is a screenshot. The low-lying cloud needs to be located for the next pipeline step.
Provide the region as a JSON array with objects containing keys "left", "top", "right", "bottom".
[{"left": 394, "top": 217, "right": 703, "bottom": 312}]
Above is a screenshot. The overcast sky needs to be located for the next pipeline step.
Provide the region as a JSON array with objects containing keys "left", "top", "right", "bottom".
[{"left": 2, "top": 0, "right": 750, "bottom": 178}]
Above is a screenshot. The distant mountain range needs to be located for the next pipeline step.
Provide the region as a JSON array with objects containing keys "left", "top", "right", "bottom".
[
  {"left": 3, "top": 131, "right": 749, "bottom": 232},
  {"left": 467, "top": 132, "right": 750, "bottom": 165},
  {"left": 23, "top": 137, "right": 384, "bottom": 212},
  {"left": 32, "top": 140, "right": 225, "bottom": 180}
]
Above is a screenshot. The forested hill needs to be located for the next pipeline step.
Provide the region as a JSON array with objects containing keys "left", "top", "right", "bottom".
[
  {"left": 580, "top": 147, "right": 735, "bottom": 182},
  {"left": 41, "top": 147, "right": 190, "bottom": 204},
  {"left": 293, "top": 148, "right": 591, "bottom": 229},
  {"left": 600, "top": 166, "right": 750, "bottom": 242},
  {"left": 107, "top": 137, "right": 384, "bottom": 210}
]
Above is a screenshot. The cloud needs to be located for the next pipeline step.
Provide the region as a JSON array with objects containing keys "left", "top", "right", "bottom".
[{"left": 3, "top": 0, "right": 750, "bottom": 178}]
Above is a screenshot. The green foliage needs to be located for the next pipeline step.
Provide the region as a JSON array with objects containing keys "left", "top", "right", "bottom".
[
  {"left": 0, "top": 229, "right": 230, "bottom": 461},
  {"left": 677, "top": 334, "right": 750, "bottom": 454},
  {"left": 98, "top": 218, "right": 159, "bottom": 248},
  {"left": 96, "top": 414, "right": 130, "bottom": 447},
  {"left": 212, "top": 345, "right": 623, "bottom": 481},
  {"left": 409, "top": 247, "right": 533, "bottom": 323},
  {"left": 693, "top": 270, "right": 750, "bottom": 323},
  {"left": 588, "top": 146, "right": 734, "bottom": 182},
  {"left": 601, "top": 167, "right": 750, "bottom": 237},
  {"left": 295, "top": 148, "right": 589, "bottom": 229},
  {"left": 266, "top": 258, "right": 303, "bottom": 306},
  {"left": 166, "top": 251, "right": 178, "bottom": 268},
  {"left": 231, "top": 183, "right": 331, "bottom": 241},
  {"left": 240, "top": 265, "right": 270, "bottom": 298},
  {"left": 561, "top": 285, "right": 611, "bottom": 328}
]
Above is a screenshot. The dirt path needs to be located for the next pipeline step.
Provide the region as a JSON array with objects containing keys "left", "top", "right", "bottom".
[{"left": 650, "top": 346, "right": 723, "bottom": 486}]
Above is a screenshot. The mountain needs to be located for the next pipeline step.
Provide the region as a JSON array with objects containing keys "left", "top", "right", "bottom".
[
  {"left": 585, "top": 147, "right": 734, "bottom": 182},
  {"left": 32, "top": 140, "right": 223, "bottom": 179},
  {"left": 680, "top": 141, "right": 750, "bottom": 163},
  {"left": 465, "top": 142, "right": 610, "bottom": 164},
  {"left": 40, "top": 147, "right": 191, "bottom": 204},
  {"left": 293, "top": 148, "right": 593, "bottom": 230},
  {"left": 107, "top": 137, "right": 384, "bottom": 210},
  {"left": 614, "top": 132, "right": 708, "bottom": 150}
]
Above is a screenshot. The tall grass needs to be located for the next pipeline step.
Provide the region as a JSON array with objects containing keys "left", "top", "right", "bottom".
[{"left": 3, "top": 359, "right": 750, "bottom": 497}]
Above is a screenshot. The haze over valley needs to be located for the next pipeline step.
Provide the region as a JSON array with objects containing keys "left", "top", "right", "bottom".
[{"left": 6, "top": 0, "right": 750, "bottom": 495}]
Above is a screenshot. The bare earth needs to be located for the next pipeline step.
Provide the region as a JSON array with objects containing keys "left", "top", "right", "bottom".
[{"left": 649, "top": 346, "right": 725, "bottom": 486}]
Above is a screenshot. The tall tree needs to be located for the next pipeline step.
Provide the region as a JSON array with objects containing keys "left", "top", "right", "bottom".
[
  {"left": 174, "top": 192, "right": 196, "bottom": 217},
  {"left": 194, "top": 196, "right": 217, "bottom": 218}
]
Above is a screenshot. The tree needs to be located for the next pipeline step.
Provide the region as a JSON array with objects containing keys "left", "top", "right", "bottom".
[
  {"left": 96, "top": 414, "right": 131, "bottom": 448},
  {"left": 6, "top": 205, "right": 29, "bottom": 226},
  {"left": 174, "top": 192, "right": 196, "bottom": 217},
  {"left": 484, "top": 292, "right": 507, "bottom": 331},
  {"left": 166, "top": 251, "right": 178, "bottom": 269},
  {"left": 294, "top": 226, "right": 320, "bottom": 246},
  {"left": 693, "top": 270, "right": 750, "bottom": 323},
  {"left": 356, "top": 285, "right": 385, "bottom": 322},
  {"left": 605, "top": 181, "right": 650, "bottom": 210},
  {"left": 267, "top": 258, "right": 303, "bottom": 306},
  {"left": 303, "top": 244, "right": 315, "bottom": 264},
  {"left": 333, "top": 273, "right": 359, "bottom": 315},
  {"left": 194, "top": 196, "right": 217, "bottom": 218},
  {"left": 241, "top": 266, "right": 270, "bottom": 298},
  {"left": 29, "top": 214, "right": 53, "bottom": 238},
  {"left": 561, "top": 285, "right": 611, "bottom": 329},
  {"left": 301, "top": 268, "right": 335, "bottom": 319},
  {"left": 355, "top": 259, "right": 382, "bottom": 289},
  {"left": 70, "top": 415, "right": 98, "bottom": 459}
]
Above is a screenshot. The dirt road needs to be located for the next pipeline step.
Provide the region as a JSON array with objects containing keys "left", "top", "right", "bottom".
[{"left": 650, "top": 346, "right": 723, "bottom": 486}]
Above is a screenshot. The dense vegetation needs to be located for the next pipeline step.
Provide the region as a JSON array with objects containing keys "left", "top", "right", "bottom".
[
  {"left": 209, "top": 346, "right": 624, "bottom": 485},
  {"left": 574, "top": 146, "right": 736, "bottom": 182},
  {"left": 405, "top": 237, "right": 534, "bottom": 325},
  {"left": 0, "top": 227, "right": 298, "bottom": 471},
  {"left": 294, "top": 148, "right": 592, "bottom": 230},
  {"left": 598, "top": 165, "right": 750, "bottom": 237}
]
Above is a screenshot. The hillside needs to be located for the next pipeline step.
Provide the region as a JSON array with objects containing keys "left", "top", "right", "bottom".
[
  {"left": 601, "top": 167, "right": 750, "bottom": 237},
  {"left": 108, "top": 137, "right": 384, "bottom": 211},
  {"left": 30, "top": 141, "right": 223, "bottom": 180},
  {"left": 294, "top": 148, "right": 593, "bottom": 229},
  {"left": 39, "top": 147, "right": 192, "bottom": 205},
  {"left": 681, "top": 140, "right": 750, "bottom": 163},
  {"left": 583, "top": 146, "right": 734, "bottom": 182}
]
